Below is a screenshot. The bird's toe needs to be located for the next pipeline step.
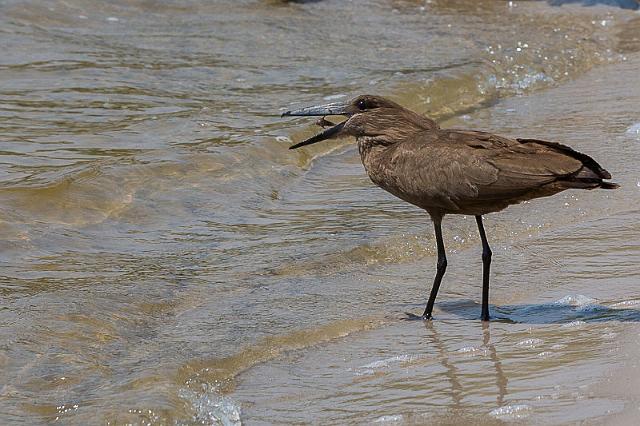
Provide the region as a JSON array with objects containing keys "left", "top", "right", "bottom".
[{"left": 403, "top": 312, "right": 432, "bottom": 321}]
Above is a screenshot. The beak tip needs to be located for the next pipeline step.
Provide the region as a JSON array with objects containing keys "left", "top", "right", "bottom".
[{"left": 281, "top": 111, "right": 291, "bottom": 118}]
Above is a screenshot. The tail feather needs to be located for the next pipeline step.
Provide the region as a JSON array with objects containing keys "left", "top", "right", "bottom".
[
  {"left": 517, "top": 137, "right": 618, "bottom": 190},
  {"left": 569, "top": 166, "right": 619, "bottom": 189},
  {"left": 600, "top": 181, "right": 620, "bottom": 190},
  {"left": 559, "top": 175, "right": 619, "bottom": 190}
]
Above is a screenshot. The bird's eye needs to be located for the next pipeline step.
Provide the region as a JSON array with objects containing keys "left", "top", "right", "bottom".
[{"left": 357, "top": 99, "right": 367, "bottom": 110}]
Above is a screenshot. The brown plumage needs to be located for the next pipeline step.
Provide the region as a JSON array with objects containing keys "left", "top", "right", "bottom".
[{"left": 282, "top": 95, "right": 618, "bottom": 321}]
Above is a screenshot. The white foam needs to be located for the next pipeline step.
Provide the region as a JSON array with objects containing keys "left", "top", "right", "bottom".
[
  {"left": 355, "top": 354, "right": 418, "bottom": 375},
  {"left": 456, "top": 346, "right": 488, "bottom": 356},
  {"left": 373, "top": 414, "right": 404, "bottom": 423},
  {"left": 178, "top": 388, "right": 241, "bottom": 426},
  {"left": 626, "top": 122, "right": 640, "bottom": 138},
  {"left": 323, "top": 94, "right": 347, "bottom": 101},
  {"left": 489, "top": 404, "right": 532, "bottom": 420},
  {"left": 554, "top": 295, "right": 596, "bottom": 306},
  {"left": 275, "top": 136, "right": 292, "bottom": 143},
  {"left": 576, "top": 304, "right": 601, "bottom": 313},
  {"left": 516, "top": 338, "right": 543, "bottom": 348},
  {"left": 612, "top": 299, "right": 640, "bottom": 308},
  {"left": 513, "top": 72, "right": 553, "bottom": 91},
  {"left": 358, "top": 355, "right": 412, "bottom": 370},
  {"left": 561, "top": 320, "right": 586, "bottom": 328}
]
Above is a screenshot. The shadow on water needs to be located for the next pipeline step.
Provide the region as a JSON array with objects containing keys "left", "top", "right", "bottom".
[
  {"left": 436, "top": 299, "right": 640, "bottom": 324},
  {"left": 548, "top": 0, "right": 639, "bottom": 10}
]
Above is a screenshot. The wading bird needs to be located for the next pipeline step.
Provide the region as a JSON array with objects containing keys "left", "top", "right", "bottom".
[{"left": 281, "top": 95, "right": 618, "bottom": 321}]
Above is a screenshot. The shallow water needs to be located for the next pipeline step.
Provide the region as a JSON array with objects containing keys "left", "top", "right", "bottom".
[{"left": 1, "top": 0, "right": 640, "bottom": 424}]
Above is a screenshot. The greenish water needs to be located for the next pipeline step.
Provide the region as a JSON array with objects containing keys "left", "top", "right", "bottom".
[{"left": 1, "top": 0, "right": 639, "bottom": 424}]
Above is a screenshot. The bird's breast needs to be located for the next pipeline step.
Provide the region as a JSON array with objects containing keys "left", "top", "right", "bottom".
[
  {"left": 357, "top": 139, "right": 404, "bottom": 196},
  {"left": 357, "top": 136, "right": 378, "bottom": 160},
  {"left": 356, "top": 138, "right": 460, "bottom": 214},
  {"left": 357, "top": 138, "right": 387, "bottom": 179}
]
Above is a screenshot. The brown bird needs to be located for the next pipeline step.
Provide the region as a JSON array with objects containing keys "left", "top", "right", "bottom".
[{"left": 282, "top": 95, "right": 618, "bottom": 321}]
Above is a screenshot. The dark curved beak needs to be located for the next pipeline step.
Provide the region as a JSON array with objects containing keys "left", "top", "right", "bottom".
[
  {"left": 281, "top": 101, "right": 351, "bottom": 117},
  {"left": 288, "top": 121, "right": 346, "bottom": 150}
]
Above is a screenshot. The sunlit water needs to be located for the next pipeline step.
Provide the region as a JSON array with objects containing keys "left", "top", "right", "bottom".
[{"left": 1, "top": 0, "right": 640, "bottom": 424}]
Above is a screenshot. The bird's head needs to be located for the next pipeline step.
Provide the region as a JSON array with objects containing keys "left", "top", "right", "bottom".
[{"left": 281, "top": 94, "right": 437, "bottom": 149}]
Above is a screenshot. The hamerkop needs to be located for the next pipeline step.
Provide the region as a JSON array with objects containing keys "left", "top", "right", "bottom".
[{"left": 282, "top": 95, "right": 618, "bottom": 321}]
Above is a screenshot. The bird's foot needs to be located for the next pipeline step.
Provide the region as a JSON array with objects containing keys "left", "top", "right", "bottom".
[
  {"left": 403, "top": 312, "right": 433, "bottom": 321},
  {"left": 481, "top": 313, "right": 490, "bottom": 322}
]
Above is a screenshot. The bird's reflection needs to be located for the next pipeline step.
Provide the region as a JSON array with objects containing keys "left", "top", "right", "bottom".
[
  {"left": 422, "top": 320, "right": 508, "bottom": 408},
  {"left": 423, "top": 320, "right": 463, "bottom": 407},
  {"left": 482, "top": 321, "right": 508, "bottom": 406}
]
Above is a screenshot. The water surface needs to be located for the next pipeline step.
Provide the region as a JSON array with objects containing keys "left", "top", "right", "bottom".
[{"left": 1, "top": 0, "right": 639, "bottom": 424}]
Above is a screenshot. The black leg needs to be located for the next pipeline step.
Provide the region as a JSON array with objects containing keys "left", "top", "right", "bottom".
[
  {"left": 422, "top": 215, "right": 447, "bottom": 319},
  {"left": 476, "top": 215, "right": 492, "bottom": 321}
]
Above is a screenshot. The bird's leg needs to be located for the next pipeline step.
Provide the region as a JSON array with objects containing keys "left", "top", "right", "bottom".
[
  {"left": 476, "top": 215, "right": 492, "bottom": 321},
  {"left": 422, "top": 216, "right": 447, "bottom": 320}
]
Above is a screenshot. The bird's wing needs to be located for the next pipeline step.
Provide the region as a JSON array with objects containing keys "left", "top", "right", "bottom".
[
  {"left": 444, "top": 131, "right": 587, "bottom": 194},
  {"left": 381, "top": 131, "right": 585, "bottom": 210}
]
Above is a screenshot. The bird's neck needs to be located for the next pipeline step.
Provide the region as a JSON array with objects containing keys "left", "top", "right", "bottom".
[
  {"left": 357, "top": 136, "right": 390, "bottom": 162},
  {"left": 357, "top": 136, "right": 394, "bottom": 178}
]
